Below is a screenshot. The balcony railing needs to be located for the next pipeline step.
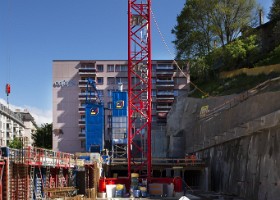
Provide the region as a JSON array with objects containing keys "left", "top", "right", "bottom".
[
  {"left": 78, "top": 133, "right": 86, "bottom": 138},
  {"left": 78, "top": 119, "right": 85, "bottom": 126},
  {"left": 78, "top": 106, "right": 85, "bottom": 113},
  {"left": 157, "top": 91, "right": 174, "bottom": 96},
  {"left": 78, "top": 93, "right": 98, "bottom": 101},
  {"left": 156, "top": 71, "right": 174, "bottom": 76},
  {"left": 156, "top": 105, "right": 172, "bottom": 110},
  {"left": 78, "top": 67, "right": 97, "bottom": 75},
  {"left": 156, "top": 66, "right": 174, "bottom": 71}
]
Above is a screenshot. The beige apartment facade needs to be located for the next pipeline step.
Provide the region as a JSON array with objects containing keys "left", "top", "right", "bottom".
[{"left": 52, "top": 60, "right": 189, "bottom": 154}]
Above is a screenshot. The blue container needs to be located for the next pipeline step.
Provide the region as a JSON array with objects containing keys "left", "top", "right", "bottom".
[
  {"left": 133, "top": 190, "right": 141, "bottom": 198},
  {"left": 85, "top": 103, "right": 104, "bottom": 152},
  {"left": 141, "top": 191, "right": 147, "bottom": 198},
  {"left": 115, "top": 189, "right": 123, "bottom": 197}
]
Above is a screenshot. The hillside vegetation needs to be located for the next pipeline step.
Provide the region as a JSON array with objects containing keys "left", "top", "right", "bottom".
[{"left": 189, "top": 44, "right": 280, "bottom": 98}]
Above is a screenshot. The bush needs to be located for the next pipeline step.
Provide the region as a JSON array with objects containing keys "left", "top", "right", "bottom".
[
  {"left": 207, "top": 35, "right": 259, "bottom": 71},
  {"left": 256, "top": 45, "right": 280, "bottom": 66}
]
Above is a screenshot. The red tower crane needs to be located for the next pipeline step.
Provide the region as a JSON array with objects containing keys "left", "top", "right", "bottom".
[{"left": 127, "top": 0, "right": 152, "bottom": 179}]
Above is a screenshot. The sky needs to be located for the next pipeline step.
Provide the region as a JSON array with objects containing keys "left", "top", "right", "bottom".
[{"left": 0, "top": 0, "right": 273, "bottom": 126}]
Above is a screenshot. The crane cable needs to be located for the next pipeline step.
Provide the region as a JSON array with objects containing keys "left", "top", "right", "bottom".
[
  {"left": 5, "top": 0, "right": 13, "bottom": 109},
  {"left": 151, "top": 9, "right": 209, "bottom": 97}
]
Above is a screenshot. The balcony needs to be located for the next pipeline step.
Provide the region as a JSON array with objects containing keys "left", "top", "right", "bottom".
[
  {"left": 78, "top": 106, "right": 85, "bottom": 114},
  {"left": 156, "top": 71, "right": 174, "bottom": 77},
  {"left": 156, "top": 97, "right": 175, "bottom": 103},
  {"left": 156, "top": 65, "right": 174, "bottom": 71},
  {"left": 157, "top": 91, "right": 174, "bottom": 97},
  {"left": 79, "top": 67, "right": 97, "bottom": 75},
  {"left": 157, "top": 118, "right": 167, "bottom": 124},
  {"left": 156, "top": 105, "right": 172, "bottom": 110},
  {"left": 78, "top": 79, "right": 93, "bottom": 88},
  {"left": 78, "top": 133, "right": 86, "bottom": 138},
  {"left": 156, "top": 80, "right": 174, "bottom": 88},
  {"left": 78, "top": 92, "right": 98, "bottom": 101},
  {"left": 78, "top": 119, "right": 85, "bottom": 126}
]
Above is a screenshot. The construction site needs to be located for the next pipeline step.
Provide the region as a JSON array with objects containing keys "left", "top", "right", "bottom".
[{"left": 1, "top": 0, "right": 280, "bottom": 200}]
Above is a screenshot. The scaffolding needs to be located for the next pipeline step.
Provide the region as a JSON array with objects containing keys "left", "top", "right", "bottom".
[{"left": 0, "top": 146, "right": 76, "bottom": 200}]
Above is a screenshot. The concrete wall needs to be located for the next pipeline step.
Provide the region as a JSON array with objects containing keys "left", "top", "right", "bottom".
[
  {"left": 202, "top": 128, "right": 280, "bottom": 199},
  {"left": 167, "top": 90, "right": 280, "bottom": 199}
]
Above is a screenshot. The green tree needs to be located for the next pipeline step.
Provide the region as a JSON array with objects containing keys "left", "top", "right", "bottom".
[
  {"left": 8, "top": 137, "right": 23, "bottom": 149},
  {"left": 207, "top": 34, "right": 259, "bottom": 70},
  {"left": 268, "top": 0, "right": 280, "bottom": 20},
  {"left": 172, "top": 0, "right": 258, "bottom": 60},
  {"left": 172, "top": 0, "right": 215, "bottom": 59},
  {"left": 32, "top": 123, "right": 52, "bottom": 149}
]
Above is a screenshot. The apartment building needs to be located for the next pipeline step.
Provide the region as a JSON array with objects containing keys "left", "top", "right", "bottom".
[
  {"left": 52, "top": 60, "right": 189, "bottom": 153},
  {"left": 0, "top": 104, "right": 36, "bottom": 147},
  {"left": 15, "top": 109, "right": 37, "bottom": 146}
]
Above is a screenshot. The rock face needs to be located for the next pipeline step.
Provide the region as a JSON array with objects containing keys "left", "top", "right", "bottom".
[{"left": 167, "top": 90, "right": 280, "bottom": 199}]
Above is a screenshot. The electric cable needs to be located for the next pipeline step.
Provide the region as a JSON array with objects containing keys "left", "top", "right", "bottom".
[{"left": 151, "top": 8, "right": 209, "bottom": 97}]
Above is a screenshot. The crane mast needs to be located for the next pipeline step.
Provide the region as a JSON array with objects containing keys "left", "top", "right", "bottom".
[{"left": 128, "top": 0, "right": 152, "bottom": 179}]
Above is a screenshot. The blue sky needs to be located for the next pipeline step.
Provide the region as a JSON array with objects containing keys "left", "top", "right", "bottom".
[{"left": 0, "top": 0, "right": 273, "bottom": 125}]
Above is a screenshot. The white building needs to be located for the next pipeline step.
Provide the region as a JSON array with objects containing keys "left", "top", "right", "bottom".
[{"left": 0, "top": 103, "right": 37, "bottom": 147}]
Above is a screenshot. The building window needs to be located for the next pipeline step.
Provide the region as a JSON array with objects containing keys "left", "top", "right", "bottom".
[
  {"left": 152, "top": 78, "right": 156, "bottom": 84},
  {"left": 107, "top": 64, "right": 114, "bottom": 72},
  {"left": 107, "top": 102, "right": 112, "bottom": 109},
  {"left": 152, "top": 102, "right": 157, "bottom": 109},
  {"left": 96, "top": 77, "right": 104, "bottom": 85},
  {"left": 152, "top": 64, "right": 157, "bottom": 71},
  {"left": 115, "top": 64, "right": 128, "bottom": 72},
  {"left": 81, "top": 140, "right": 85, "bottom": 148},
  {"left": 152, "top": 90, "right": 156, "bottom": 97},
  {"left": 107, "top": 77, "right": 115, "bottom": 84},
  {"left": 116, "top": 77, "right": 128, "bottom": 84},
  {"left": 107, "top": 90, "right": 113, "bottom": 97},
  {"left": 97, "top": 64, "right": 104, "bottom": 72}
]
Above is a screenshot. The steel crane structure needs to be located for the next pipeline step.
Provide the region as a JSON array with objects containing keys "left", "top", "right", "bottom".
[{"left": 128, "top": 0, "right": 152, "bottom": 179}]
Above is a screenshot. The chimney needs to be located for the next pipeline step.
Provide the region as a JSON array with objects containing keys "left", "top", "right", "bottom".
[{"left": 259, "top": 9, "right": 264, "bottom": 26}]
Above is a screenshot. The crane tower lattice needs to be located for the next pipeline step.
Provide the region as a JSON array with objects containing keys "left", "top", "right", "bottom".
[{"left": 128, "top": 0, "right": 152, "bottom": 179}]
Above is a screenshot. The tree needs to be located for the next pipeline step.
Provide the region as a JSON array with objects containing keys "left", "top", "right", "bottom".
[
  {"left": 32, "top": 123, "right": 52, "bottom": 149},
  {"left": 268, "top": 0, "right": 280, "bottom": 20},
  {"left": 172, "top": 0, "right": 258, "bottom": 60},
  {"left": 172, "top": 0, "right": 215, "bottom": 59},
  {"left": 8, "top": 137, "right": 23, "bottom": 149}
]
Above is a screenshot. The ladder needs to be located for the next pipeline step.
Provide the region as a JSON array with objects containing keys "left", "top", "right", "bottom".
[
  {"left": 58, "top": 168, "right": 67, "bottom": 187},
  {"left": 29, "top": 166, "right": 35, "bottom": 200},
  {"left": 45, "top": 166, "right": 50, "bottom": 188},
  {"left": 35, "top": 173, "right": 43, "bottom": 199}
]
